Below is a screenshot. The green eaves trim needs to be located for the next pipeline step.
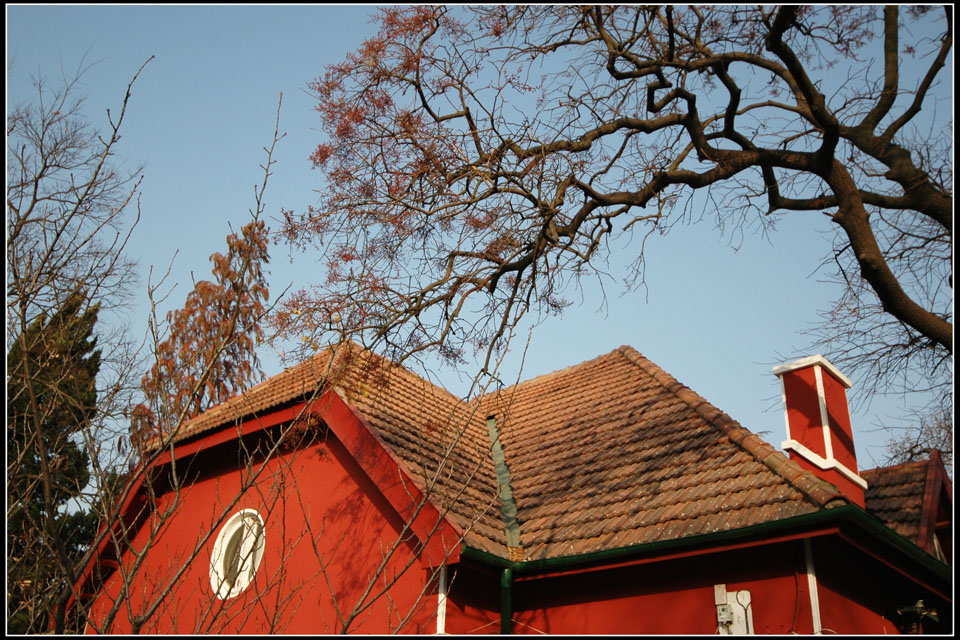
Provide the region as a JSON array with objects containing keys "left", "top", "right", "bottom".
[{"left": 460, "top": 506, "right": 951, "bottom": 586}]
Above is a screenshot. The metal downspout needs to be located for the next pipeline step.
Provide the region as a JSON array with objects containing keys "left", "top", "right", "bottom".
[{"left": 500, "top": 567, "right": 513, "bottom": 634}]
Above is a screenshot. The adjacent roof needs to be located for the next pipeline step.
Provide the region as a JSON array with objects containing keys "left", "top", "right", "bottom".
[
  {"left": 150, "top": 342, "right": 861, "bottom": 563},
  {"left": 863, "top": 460, "right": 930, "bottom": 546},
  {"left": 862, "top": 451, "right": 952, "bottom": 559}
]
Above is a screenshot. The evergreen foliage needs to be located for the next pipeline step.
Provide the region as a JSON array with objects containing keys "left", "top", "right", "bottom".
[{"left": 7, "top": 292, "right": 102, "bottom": 633}]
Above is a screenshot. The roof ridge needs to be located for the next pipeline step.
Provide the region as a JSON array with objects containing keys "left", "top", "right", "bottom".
[
  {"left": 614, "top": 345, "right": 848, "bottom": 510},
  {"left": 862, "top": 458, "right": 931, "bottom": 476},
  {"left": 334, "top": 341, "right": 467, "bottom": 400},
  {"left": 145, "top": 339, "right": 467, "bottom": 450},
  {"left": 144, "top": 346, "right": 340, "bottom": 450},
  {"left": 477, "top": 347, "right": 625, "bottom": 405}
]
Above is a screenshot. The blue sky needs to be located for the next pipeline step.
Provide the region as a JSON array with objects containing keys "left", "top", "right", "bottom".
[{"left": 7, "top": 5, "right": 941, "bottom": 469}]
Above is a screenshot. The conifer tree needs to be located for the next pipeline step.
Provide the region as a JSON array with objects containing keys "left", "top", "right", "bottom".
[{"left": 7, "top": 291, "right": 102, "bottom": 633}]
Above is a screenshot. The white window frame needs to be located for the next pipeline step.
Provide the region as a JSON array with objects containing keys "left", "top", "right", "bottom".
[{"left": 209, "top": 509, "right": 266, "bottom": 600}]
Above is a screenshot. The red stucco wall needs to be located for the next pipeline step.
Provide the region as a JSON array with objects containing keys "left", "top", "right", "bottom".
[
  {"left": 502, "top": 542, "right": 819, "bottom": 635},
  {"left": 87, "top": 430, "right": 442, "bottom": 634},
  {"left": 812, "top": 536, "right": 951, "bottom": 635}
]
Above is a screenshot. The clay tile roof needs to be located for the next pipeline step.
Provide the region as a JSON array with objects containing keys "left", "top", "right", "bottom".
[
  {"left": 146, "top": 341, "right": 507, "bottom": 557},
  {"left": 479, "top": 346, "right": 843, "bottom": 561},
  {"left": 861, "top": 459, "right": 930, "bottom": 547},
  {"left": 148, "top": 347, "right": 340, "bottom": 448},
  {"left": 153, "top": 342, "right": 853, "bottom": 562}
]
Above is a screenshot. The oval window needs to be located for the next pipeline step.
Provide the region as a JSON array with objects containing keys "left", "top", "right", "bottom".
[{"left": 209, "top": 509, "right": 265, "bottom": 599}]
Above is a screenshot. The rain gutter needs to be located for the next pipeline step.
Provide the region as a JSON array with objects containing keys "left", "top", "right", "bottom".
[{"left": 462, "top": 505, "right": 950, "bottom": 622}]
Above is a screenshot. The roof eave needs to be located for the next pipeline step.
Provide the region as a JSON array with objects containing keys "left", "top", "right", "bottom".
[{"left": 459, "top": 505, "right": 951, "bottom": 596}]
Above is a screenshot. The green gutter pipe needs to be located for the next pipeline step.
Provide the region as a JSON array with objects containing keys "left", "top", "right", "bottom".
[
  {"left": 462, "top": 505, "right": 950, "bottom": 585},
  {"left": 500, "top": 567, "right": 513, "bottom": 634}
]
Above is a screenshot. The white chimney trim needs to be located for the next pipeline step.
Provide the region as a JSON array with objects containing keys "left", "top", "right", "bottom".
[
  {"left": 776, "top": 364, "right": 835, "bottom": 461},
  {"left": 779, "top": 377, "right": 792, "bottom": 442},
  {"left": 813, "top": 366, "right": 834, "bottom": 461},
  {"left": 781, "top": 439, "right": 868, "bottom": 489},
  {"left": 772, "top": 354, "right": 852, "bottom": 389}
]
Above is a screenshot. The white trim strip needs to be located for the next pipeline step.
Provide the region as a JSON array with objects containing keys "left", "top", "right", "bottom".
[
  {"left": 804, "top": 539, "right": 823, "bottom": 634},
  {"left": 779, "top": 377, "right": 792, "bottom": 442},
  {"left": 813, "top": 366, "right": 834, "bottom": 461},
  {"left": 782, "top": 440, "right": 868, "bottom": 489},
  {"left": 436, "top": 564, "right": 447, "bottom": 635}
]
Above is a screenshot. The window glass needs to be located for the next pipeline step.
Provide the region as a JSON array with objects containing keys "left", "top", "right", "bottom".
[{"left": 209, "top": 509, "right": 265, "bottom": 599}]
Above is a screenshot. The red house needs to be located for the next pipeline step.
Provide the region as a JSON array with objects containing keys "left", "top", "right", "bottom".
[{"left": 74, "top": 342, "right": 951, "bottom": 634}]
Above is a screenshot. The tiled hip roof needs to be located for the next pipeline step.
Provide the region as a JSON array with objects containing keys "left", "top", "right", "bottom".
[
  {"left": 147, "top": 342, "right": 851, "bottom": 562},
  {"left": 479, "top": 346, "right": 840, "bottom": 560}
]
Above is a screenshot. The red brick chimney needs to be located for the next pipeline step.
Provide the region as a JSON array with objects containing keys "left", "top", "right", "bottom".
[{"left": 773, "top": 355, "right": 867, "bottom": 507}]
